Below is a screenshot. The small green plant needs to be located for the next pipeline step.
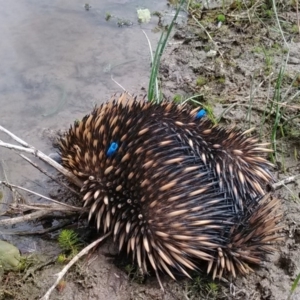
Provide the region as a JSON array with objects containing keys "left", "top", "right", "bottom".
[
  {"left": 17, "top": 255, "right": 35, "bottom": 272},
  {"left": 84, "top": 3, "right": 91, "bottom": 11},
  {"left": 203, "top": 103, "right": 218, "bottom": 124},
  {"left": 105, "top": 12, "right": 112, "bottom": 21},
  {"left": 288, "top": 272, "right": 300, "bottom": 299},
  {"left": 152, "top": 11, "right": 163, "bottom": 26},
  {"left": 206, "top": 282, "right": 219, "bottom": 299},
  {"left": 187, "top": 0, "right": 202, "bottom": 10},
  {"left": 217, "top": 14, "right": 225, "bottom": 23},
  {"left": 186, "top": 276, "right": 219, "bottom": 299},
  {"left": 124, "top": 264, "right": 145, "bottom": 284},
  {"left": 117, "top": 19, "right": 133, "bottom": 27},
  {"left": 231, "top": 0, "right": 242, "bottom": 10},
  {"left": 181, "top": 95, "right": 218, "bottom": 125},
  {"left": 217, "top": 76, "right": 225, "bottom": 84},
  {"left": 58, "top": 229, "right": 81, "bottom": 256},
  {"left": 252, "top": 46, "right": 263, "bottom": 53},
  {"left": 262, "top": 46, "right": 273, "bottom": 75},
  {"left": 57, "top": 253, "right": 68, "bottom": 264},
  {"left": 196, "top": 76, "right": 207, "bottom": 87},
  {"left": 264, "top": 9, "right": 273, "bottom": 18},
  {"left": 173, "top": 94, "right": 183, "bottom": 103}
]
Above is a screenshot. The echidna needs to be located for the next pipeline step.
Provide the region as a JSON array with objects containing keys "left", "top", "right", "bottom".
[{"left": 59, "top": 92, "right": 281, "bottom": 288}]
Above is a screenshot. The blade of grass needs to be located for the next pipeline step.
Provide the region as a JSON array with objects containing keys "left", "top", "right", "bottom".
[
  {"left": 288, "top": 272, "right": 300, "bottom": 300},
  {"left": 148, "top": 0, "right": 185, "bottom": 103},
  {"left": 270, "top": 66, "right": 284, "bottom": 163}
]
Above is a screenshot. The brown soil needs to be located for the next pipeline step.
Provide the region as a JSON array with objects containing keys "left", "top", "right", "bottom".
[{"left": 1, "top": 1, "right": 300, "bottom": 299}]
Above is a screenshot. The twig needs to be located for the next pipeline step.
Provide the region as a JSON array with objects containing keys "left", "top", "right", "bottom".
[
  {"left": 271, "top": 0, "right": 288, "bottom": 49},
  {"left": 191, "top": 14, "right": 224, "bottom": 59},
  {"left": 0, "top": 125, "right": 82, "bottom": 187},
  {"left": 0, "top": 210, "right": 53, "bottom": 226},
  {"left": 0, "top": 202, "right": 84, "bottom": 226},
  {"left": 110, "top": 74, "right": 126, "bottom": 91},
  {"left": 18, "top": 203, "right": 83, "bottom": 212},
  {"left": 0, "top": 159, "right": 26, "bottom": 206},
  {"left": 0, "top": 125, "right": 31, "bottom": 148},
  {"left": 242, "top": 0, "right": 252, "bottom": 24},
  {"left": 142, "top": 30, "right": 154, "bottom": 63},
  {"left": 272, "top": 174, "right": 300, "bottom": 190},
  {"left": 0, "top": 140, "right": 81, "bottom": 187},
  {"left": 0, "top": 181, "right": 80, "bottom": 210},
  {"left": 19, "top": 154, "right": 79, "bottom": 196},
  {"left": 40, "top": 232, "right": 112, "bottom": 300}
]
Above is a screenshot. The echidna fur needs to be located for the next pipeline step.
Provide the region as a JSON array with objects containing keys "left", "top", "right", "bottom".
[{"left": 59, "top": 92, "right": 282, "bottom": 287}]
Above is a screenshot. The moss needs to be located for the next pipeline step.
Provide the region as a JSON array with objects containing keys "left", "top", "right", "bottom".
[
  {"left": 196, "top": 76, "right": 207, "bottom": 87},
  {"left": 189, "top": 1, "right": 201, "bottom": 10},
  {"left": 204, "top": 45, "right": 212, "bottom": 52},
  {"left": 217, "top": 14, "right": 226, "bottom": 23},
  {"left": 217, "top": 76, "right": 226, "bottom": 84}
]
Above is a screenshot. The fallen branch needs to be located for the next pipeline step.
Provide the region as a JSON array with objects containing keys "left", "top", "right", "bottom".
[
  {"left": 0, "top": 210, "right": 52, "bottom": 226},
  {"left": 0, "top": 125, "right": 82, "bottom": 187},
  {"left": 0, "top": 181, "right": 80, "bottom": 209},
  {"left": 19, "top": 154, "right": 80, "bottom": 196},
  {"left": 272, "top": 174, "right": 300, "bottom": 190},
  {"left": 0, "top": 181, "right": 86, "bottom": 226},
  {"left": 40, "top": 232, "right": 112, "bottom": 300}
]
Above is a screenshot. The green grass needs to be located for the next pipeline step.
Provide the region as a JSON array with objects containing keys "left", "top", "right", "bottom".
[
  {"left": 288, "top": 272, "right": 300, "bottom": 300},
  {"left": 147, "top": 0, "right": 185, "bottom": 103}
]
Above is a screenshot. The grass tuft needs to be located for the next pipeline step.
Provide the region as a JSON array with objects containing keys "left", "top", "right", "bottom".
[{"left": 147, "top": 0, "right": 185, "bottom": 103}]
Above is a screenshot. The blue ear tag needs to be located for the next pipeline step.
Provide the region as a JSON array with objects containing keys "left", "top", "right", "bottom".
[
  {"left": 195, "top": 109, "right": 206, "bottom": 120},
  {"left": 107, "top": 142, "right": 119, "bottom": 157}
]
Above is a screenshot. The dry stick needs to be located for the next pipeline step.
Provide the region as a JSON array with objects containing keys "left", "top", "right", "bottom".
[
  {"left": 110, "top": 74, "right": 127, "bottom": 92},
  {"left": 0, "top": 210, "right": 52, "bottom": 226},
  {"left": 272, "top": 174, "right": 300, "bottom": 190},
  {"left": 19, "top": 154, "right": 80, "bottom": 196},
  {"left": 0, "top": 204, "right": 82, "bottom": 226},
  {"left": 18, "top": 203, "right": 82, "bottom": 211},
  {"left": 40, "top": 232, "right": 112, "bottom": 300},
  {"left": 241, "top": 0, "right": 253, "bottom": 24},
  {"left": 0, "top": 125, "right": 31, "bottom": 148},
  {"left": 0, "top": 181, "right": 85, "bottom": 226},
  {"left": 272, "top": 0, "right": 288, "bottom": 48},
  {"left": 0, "top": 125, "right": 82, "bottom": 187},
  {"left": 0, "top": 181, "right": 80, "bottom": 210},
  {"left": 0, "top": 139, "right": 82, "bottom": 188},
  {"left": 0, "top": 159, "right": 26, "bottom": 206}
]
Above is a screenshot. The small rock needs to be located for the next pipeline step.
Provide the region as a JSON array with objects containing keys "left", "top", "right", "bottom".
[{"left": 0, "top": 240, "right": 21, "bottom": 270}]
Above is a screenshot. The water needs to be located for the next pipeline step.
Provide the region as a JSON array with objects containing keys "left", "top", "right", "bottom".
[
  {"left": 0, "top": 0, "right": 170, "bottom": 242},
  {"left": 0, "top": 0, "right": 168, "bottom": 185}
]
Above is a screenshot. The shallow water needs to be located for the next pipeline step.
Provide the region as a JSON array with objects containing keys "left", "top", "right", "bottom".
[
  {"left": 0, "top": 1, "right": 168, "bottom": 182},
  {"left": 0, "top": 0, "right": 170, "bottom": 241}
]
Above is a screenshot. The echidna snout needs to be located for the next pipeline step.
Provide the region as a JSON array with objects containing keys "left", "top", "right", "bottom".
[{"left": 59, "top": 92, "right": 282, "bottom": 287}]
